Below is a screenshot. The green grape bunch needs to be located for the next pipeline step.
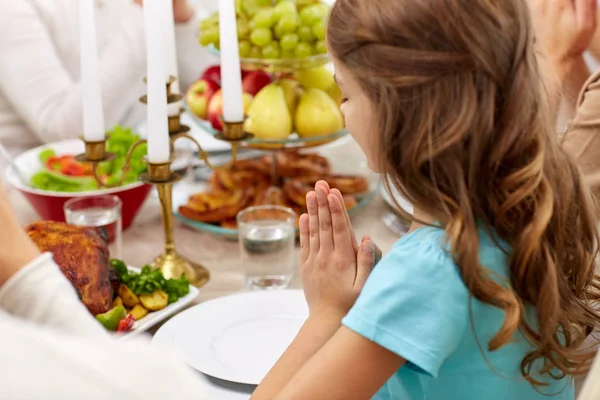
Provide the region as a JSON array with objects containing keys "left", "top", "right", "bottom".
[{"left": 197, "top": 0, "right": 331, "bottom": 60}]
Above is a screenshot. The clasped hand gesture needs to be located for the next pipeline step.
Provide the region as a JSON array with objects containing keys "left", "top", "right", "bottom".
[{"left": 300, "top": 181, "right": 381, "bottom": 321}]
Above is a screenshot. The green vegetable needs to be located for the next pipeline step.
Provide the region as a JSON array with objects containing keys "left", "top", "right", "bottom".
[
  {"left": 110, "top": 259, "right": 190, "bottom": 304},
  {"left": 29, "top": 124, "right": 147, "bottom": 192},
  {"left": 30, "top": 170, "right": 98, "bottom": 192},
  {"left": 38, "top": 149, "right": 56, "bottom": 164},
  {"left": 95, "top": 305, "right": 127, "bottom": 331}
]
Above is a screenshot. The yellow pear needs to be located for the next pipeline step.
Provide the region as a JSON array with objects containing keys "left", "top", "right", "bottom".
[
  {"left": 326, "top": 82, "right": 343, "bottom": 106},
  {"left": 295, "top": 88, "right": 344, "bottom": 137},
  {"left": 293, "top": 66, "right": 334, "bottom": 91},
  {"left": 247, "top": 83, "right": 293, "bottom": 140},
  {"left": 279, "top": 78, "right": 303, "bottom": 114}
]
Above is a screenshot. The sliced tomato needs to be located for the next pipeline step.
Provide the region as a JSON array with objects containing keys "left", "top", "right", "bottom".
[
  {"left": 45, "top": 155, "right": 92, "bottom": 177},
  {"left": 117, "top": 314, "right": 136, "bottom": 333}
]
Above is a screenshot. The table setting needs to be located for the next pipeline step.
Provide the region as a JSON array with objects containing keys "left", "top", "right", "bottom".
[{"left": 1, "top": 0, "right": 412, "bottom": 397}]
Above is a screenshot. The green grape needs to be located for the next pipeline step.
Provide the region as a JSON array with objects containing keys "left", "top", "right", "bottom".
[
  {"left": 237, "top": 18, "right": 250, "bottom": 38},
  {"left": 256, "top": 0, "right": 272, "bottom": 6},
  {"left": 315, "top": 39, "right": 327, "bottom": 54},
  {"left": 242, "top": 0, "right": 262, "bottom": 17},
  {"left": 274, "top": 1, "right": 297, "bottom": 20},
  {"left": 250, "top": 27, "right": 273, "bottom": 47},
  {"left": 239, "top": 40, "right": 252, "bottom": 57},
  {"left": 199, "top": 26, "right": 219, "bottom": 46},
  {"left": 275, "top": 13, "right": 300, "bottom": 38},
  {"left": 281, "top": 49, "right": 296, "bottom": 59},
  {"left": 299, "top": 4, "right": 328, "bottom": 26},
  {"left": 295, "top": 42, "right": 313, "bottom": 58},
  {"left": 251, "top": 7, "right": 276, "bottom": 28},
  {"left": 311, "top": 21, "right": 326, "bottom": 41},
  {"left": 276, "top": 0, "right": 295, "bottom": 3},
  {"left": 199, "top": 13, "right": 219, "bottom": 30},
  {"left": 262, "top": 42, "right": 281, "bottom": 59},
  {"left": 280, "top": 33, "right": 299, "bottom": 50},
  {"left": 297, "top": 26, "right": 314, "bottom": 43},
  {"left": 250, "top": 46, "right": 263, "bottom": 59}
]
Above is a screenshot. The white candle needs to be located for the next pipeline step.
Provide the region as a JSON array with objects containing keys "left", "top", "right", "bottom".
[
  {"left": 161, "top": 0, "right": 182, "bottom": 117},
  {"left": 144, "top": 0, "right": 170, "bottom": 164},
  {"left": 79, "top": 0, "right": 105, "bottom": 142},
  {"left": 219, "top": 0, "right": 244, "bottom": 122},
  {"left": 163, "top": 0, "right": 179, "bottom": 93}
]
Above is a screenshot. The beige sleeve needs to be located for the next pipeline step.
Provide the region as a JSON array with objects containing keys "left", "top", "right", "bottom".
[{"left": 562, "top": 70, "right": 600, "bottom": 189}]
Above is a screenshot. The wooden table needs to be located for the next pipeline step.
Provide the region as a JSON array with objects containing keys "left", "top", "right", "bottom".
[{"left": 8, "top": 137, "right": 403, "bottom": 306}]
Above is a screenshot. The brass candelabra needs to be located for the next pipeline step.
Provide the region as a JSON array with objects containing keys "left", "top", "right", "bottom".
[{"left": 75, "top": 76, "right": 252, "bottom": 288}]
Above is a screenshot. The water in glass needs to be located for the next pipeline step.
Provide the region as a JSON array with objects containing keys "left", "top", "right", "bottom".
[{"left": 240, "top": 218, "right": 295, "bottom": 290}]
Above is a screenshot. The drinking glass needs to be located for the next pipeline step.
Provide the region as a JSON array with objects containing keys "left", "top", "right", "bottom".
[
  {"left": 237, "top": 205, "right": 296, "bottom": 290},
  {"left": 64, "top": 195, "right": 123, "bottom": 259}
]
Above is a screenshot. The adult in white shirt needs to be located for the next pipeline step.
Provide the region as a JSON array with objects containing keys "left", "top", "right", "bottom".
[
  {"left": 0, "top": 180, "right": 210, "bottom": 399},
  {"left": 0, "top": 0, "right": 218, "bottom": 156}
]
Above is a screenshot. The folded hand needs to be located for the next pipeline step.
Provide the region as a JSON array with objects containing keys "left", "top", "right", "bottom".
[{"left": 299, "top": 181, "right": 380, "bottom": 321}]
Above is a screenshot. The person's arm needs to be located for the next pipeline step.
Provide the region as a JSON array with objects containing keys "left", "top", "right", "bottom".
[
  {"left": 0, "top": 252, "right": 106, "bottom": 335},
  {"left": 561, "top": 70, "right": 600, "bottom": 196},
  {"left": 528, "top": 0, "right": 597, "bottom": 117},
  {"left": 0, "top": 1, "right": 147, "bottom": 144},
  {"left": 254, "top": 326, "right": 405, "bottom": 400}
]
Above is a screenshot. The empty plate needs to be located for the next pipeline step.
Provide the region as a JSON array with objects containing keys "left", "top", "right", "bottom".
[{"left": 172, "top": 290, "right": 308, "bottom": 385}]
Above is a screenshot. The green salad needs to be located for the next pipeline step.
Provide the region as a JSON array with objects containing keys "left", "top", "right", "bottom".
[{"left": 29, "top": 125, "right": 148, "bottom": 192}]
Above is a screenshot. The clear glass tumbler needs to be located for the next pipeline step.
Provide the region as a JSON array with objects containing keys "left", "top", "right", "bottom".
[
  {"left": 237, "top": 205, "right": 296, "bottom": 290},
  {"left": 64, "top": 195, "right": 123, "bottom": 259}
]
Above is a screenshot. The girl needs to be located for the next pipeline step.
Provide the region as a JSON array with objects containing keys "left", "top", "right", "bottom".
[{"left": 251, "top": 0, "right": 600, "bottom": 399}]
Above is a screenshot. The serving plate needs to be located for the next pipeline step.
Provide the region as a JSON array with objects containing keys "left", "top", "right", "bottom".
[{"left": 172, "top": 150, "right": 379, "bottom": 240}]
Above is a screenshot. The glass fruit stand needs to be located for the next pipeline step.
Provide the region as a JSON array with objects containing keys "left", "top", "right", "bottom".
[{"left": 174, "top": 0, "right": 378, "bottom": 239}]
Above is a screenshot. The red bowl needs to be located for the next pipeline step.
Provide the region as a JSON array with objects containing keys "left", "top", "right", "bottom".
[{"left": 5, "top": 139, "right": 152, "bottom": 230}]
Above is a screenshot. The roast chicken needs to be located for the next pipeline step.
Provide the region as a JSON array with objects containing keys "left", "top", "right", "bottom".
[{"left": 25, "top": 221, "right": 114, "bottom": 315}]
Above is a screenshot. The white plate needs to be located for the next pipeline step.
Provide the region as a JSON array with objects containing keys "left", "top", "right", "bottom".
[
  {"left": 123, "top": 266, "right": 199, "bottom": 337},
  {"left": 152, "top": 312, "right": 254, "bottom": 400},
  {"left": 170, "top": 290, "right": 308, "bottom": 385}
]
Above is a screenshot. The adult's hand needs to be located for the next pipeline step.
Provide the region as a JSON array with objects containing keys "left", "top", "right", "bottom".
[
  {"left": 133, "top": 0, "right": 195, "bottom": 24},
  {"left": 529, "top": 0, "right": 597, "bottom": 64},
  {"left": 0, "top": 179, "right": 40, "bottom": 286}
]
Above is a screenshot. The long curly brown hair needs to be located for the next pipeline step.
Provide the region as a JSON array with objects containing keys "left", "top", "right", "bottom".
[{"left": 328, "top": 0, "right": 600, "bottom": 386}]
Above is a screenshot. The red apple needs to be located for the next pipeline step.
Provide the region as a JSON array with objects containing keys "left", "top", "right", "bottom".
[
  {"left": 242, "top": 71, "right": 272, "bottom": 96},
  {"left": 241, "top": 69, "right": 252, "bottom": 80},
  {"left": 201, "top": 65, "right": 222, "bottom": 86},
  {"left": 208, "top": 90, "right": 254, "bottom": 131},
  {"left": 185, "top": 79, "right": 220, "bottom": 119}
]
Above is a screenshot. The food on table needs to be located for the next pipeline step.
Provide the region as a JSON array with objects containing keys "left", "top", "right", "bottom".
[
  {"left": 25, "top": 221, "right": 114, "bottom": 315},
  {"left": 207, "top": 89, "right": 254, "bottom": 131},
  {"left": 246, "top": 82, "right": 294, "bottom": 140},
  {"left": 295, "top": 88, "right": 344, "bottom": 137},
  {"left": 200, "top": 65, "right": 222, "bottom": 86},
  {"left": 96, "top": 305, "right": 127, "bottom": 331},
  {"left": 185, "top": 78, "right": 220, "bottom": 119},
  {"left": 118, "top": 284, "right": 140, "bottom": 308},
  {"left": 187, "top": 64, "right": 344, "bottom": 139},
  {"left": 198, "top": 0, "right": 331, "bottom": 60},
  {"left": 129, "top": 304, "right": 149, "bottom": 321},
  {"left": 139, "top": 290, "right": 169, "bottom": 311},
  {"left": 178, "top": 151, "right": 369, "bottom": 230},
  {"left": 242, "top": 70, "right": 272, "bottom": 95},
  {"left": 29, "top": 125, "right": 147, "bottom": 192},
  {"left": 24, "top": 221, "right": 191, "bottom": 333}
]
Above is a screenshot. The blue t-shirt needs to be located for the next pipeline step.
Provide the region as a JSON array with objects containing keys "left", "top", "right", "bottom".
[{"left": 343, "top": 226, "right": 573, "bottom": 400}]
